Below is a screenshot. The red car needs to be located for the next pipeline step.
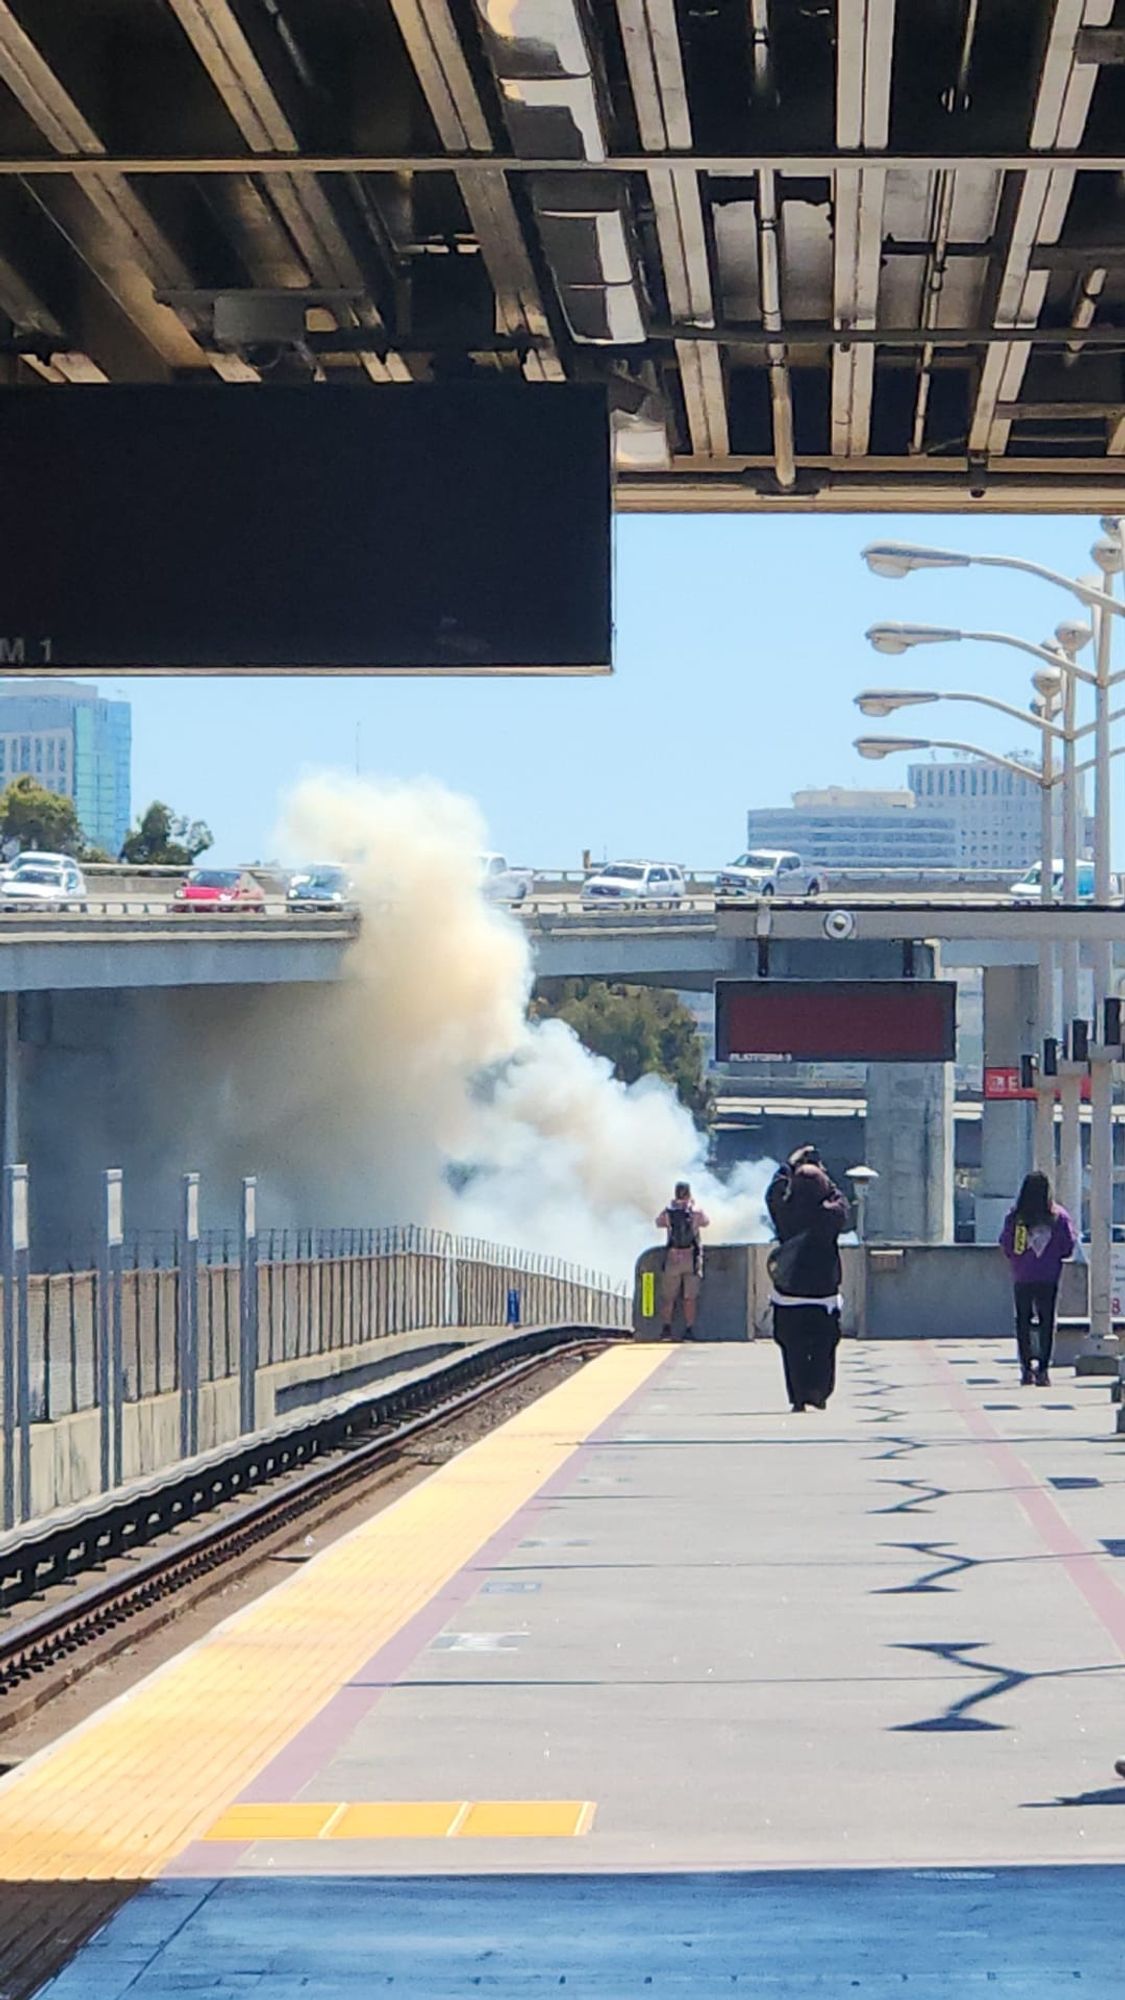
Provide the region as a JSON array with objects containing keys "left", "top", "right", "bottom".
[{"left": 173, "top": 868, "right": 267, "bottom": 912}]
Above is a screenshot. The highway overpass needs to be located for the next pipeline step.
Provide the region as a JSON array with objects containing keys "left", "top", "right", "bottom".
[{"left": 0, "top": 891, "right": 1114, "bottom": 1256}]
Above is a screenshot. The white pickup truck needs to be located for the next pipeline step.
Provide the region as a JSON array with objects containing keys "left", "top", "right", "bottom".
[
  {"left": 714, "top": 849, "right": 827, "bottom": 899},
  {"left": 480, "top": 852, "right": 534, "bottom": 904}
]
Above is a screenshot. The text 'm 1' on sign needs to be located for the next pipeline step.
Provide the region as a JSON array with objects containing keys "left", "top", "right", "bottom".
[
  {"left": 715, "top": 981, "right": 957, "bottom": 1066},
  {"left": 0, "top": 384, "right": 610, "bottom": 675}
]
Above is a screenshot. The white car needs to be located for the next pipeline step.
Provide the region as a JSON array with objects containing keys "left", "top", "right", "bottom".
[
  {"left": 0, "top": 852, "right": 87, "bottom": 908},
  {"left": 480, "top": 853, "right": 533, "bottom": 904},
  {"left": 581, "top": 861, "right": 686, "bottom": 910},
  {"left": 1009, "top": 859, "right": 1118, "bottom": 904},
  {"left": 715, "top": 849, "right": 826, "bottom": 899}
]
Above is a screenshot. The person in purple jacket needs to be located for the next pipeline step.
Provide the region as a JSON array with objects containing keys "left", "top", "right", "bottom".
[{"left": 999, "top": 1171, "right": 1077, "bottom": 1387}]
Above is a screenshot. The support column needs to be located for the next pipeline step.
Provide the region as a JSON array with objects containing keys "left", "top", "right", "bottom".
[
  {"left": 864, "top": 1062, "right": 954, "bottom": 1243},
  {"left": 976, "top": 964, "right": 1038, "bottom": 1243}
]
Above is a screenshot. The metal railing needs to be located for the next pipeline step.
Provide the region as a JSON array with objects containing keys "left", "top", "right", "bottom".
[{"left": 0, "top": 1167, "right": 630, "bottom": 1529}]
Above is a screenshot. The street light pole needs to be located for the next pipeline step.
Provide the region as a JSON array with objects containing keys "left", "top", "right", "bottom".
[
  {"left": 1058, "top": 649, "right": 1083, "bottom": 1231},
  {"left": 1087, "top": 527, "right": 1122, "bottom": 1347},
  {"left": 1035, "top": 681, "right": 1057, "bottom": 1177}
]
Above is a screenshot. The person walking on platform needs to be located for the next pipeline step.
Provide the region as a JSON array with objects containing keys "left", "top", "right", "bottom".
[
  {"left": 766, "top": 1158, "right": 849, "bottom": 1411},
  {"left": 655, "top": 1181, "right": 710, "bottom": 1340},
  {"left": 999, "top": 1171, "right": 1076, "bottom": 1387}
]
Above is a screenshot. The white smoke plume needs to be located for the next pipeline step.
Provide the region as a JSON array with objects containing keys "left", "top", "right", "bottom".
[
  {"left": 102, "top": 776, "right": 770, "bottom": 1277},
  {"left": 272, "top": 774, "right": 772, "bottom": 1278}
]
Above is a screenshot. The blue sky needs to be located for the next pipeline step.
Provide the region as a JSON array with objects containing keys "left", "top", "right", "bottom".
[{"left": 117, "top": 512, "right": 1120, "bottom": 868}]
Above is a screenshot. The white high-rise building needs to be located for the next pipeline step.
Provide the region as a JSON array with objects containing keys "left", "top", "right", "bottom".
[{"left": 906, "top": 754, "right": 1085, "bottom": 872}]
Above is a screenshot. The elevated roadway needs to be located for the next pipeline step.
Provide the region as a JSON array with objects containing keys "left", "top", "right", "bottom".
[{"left": 0, "top": 894, "right": 1115, "bottom": 992}]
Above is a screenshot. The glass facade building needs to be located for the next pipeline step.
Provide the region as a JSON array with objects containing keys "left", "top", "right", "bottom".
[
  {"left": 744, "top": 788, "right": 959, "bottom": 869},
  {"left": 0, "top": 679, "right": 131, "bottom": 854}
]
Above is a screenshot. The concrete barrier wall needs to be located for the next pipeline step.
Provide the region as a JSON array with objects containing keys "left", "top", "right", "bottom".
[
  {"left": 13, "top": 1324, "right": 480, "bottom": 1523},
  {"left": 633, "top": 1241, "right": 1086, "bottom": 1345}
]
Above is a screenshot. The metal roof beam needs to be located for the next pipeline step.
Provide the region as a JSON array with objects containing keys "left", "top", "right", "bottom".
[
  {"left": 968, "top": 0, "right": 1113, "bottom": 457},
  {"left": 165, "top": 0, "right": 402, "bottom": 381},
  {"left": 0, "top": 1, "right": 217, "bottom": 375},
  {"left": 617, "top": 0, "right": 727, "bottom": 458},
  {"left": 385, "top": 0, "right": 561, "bottom": 377},
  {"left": 832, "top": 0, "right": 895, "bottom": 458}
]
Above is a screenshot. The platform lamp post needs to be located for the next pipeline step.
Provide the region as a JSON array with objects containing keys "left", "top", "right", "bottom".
[
  {"left": 854, "top": 731, "right": 1125, "bottom": 1232},
  {"left": 846, "top": 1164, "right": 879, "bottom": 1244},
  {"left": 1087, "top": 525, "right": 1123, "bottom": 1350},
  {"left": 854, "top": 669, "right": 1085, "bottom": 1184}
]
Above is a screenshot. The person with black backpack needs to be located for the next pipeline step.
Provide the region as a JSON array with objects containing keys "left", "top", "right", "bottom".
[{"left": 655, "top": 1181, "right": 710, "bottom": 1340}]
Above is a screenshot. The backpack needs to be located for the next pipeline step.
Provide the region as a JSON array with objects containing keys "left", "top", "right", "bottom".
[
  {"left": 666, "top": 1204, "right": 698, "bottom": 1251},
  {"left": 767, "top": 1230, "right": 810, "bottom": 1294}
]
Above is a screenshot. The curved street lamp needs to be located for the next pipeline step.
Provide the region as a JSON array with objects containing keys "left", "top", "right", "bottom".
[
  {"left": 866, "top": 622, "right": 1097, "bottom": 682},
  {"left": 862, "top": 541, "right": 1125, "bottom": 619}
]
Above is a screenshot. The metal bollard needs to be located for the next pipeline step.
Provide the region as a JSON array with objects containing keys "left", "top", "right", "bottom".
[
  {"left": 178, "top": 1173, "right": 200, "bottom": 1458},
  {"left": 99, "top": 1170, "right": 125, "bottom": 1490},
  {"left": 239, "top": 1177, "right": 258, "bottom": 1436},
  {"left": 2, "top": 1165, "right": 30, "bottom": 1526}
]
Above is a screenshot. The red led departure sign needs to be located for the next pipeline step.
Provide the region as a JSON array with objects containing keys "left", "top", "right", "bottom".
[{"left": 715, "top": 981, "right": 957, "bottom": 1065}]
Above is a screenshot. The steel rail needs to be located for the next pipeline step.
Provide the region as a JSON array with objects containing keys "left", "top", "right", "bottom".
[{"left": 0, "top": 1327, "right": 619, "bottom": 1695}]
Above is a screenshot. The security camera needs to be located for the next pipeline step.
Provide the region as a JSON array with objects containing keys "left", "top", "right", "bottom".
[{"left": 824, "top": 908, "right": 857, "bottom": 941}]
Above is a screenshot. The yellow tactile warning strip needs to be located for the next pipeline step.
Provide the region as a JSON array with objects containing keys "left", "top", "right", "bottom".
[
  {"left": 202, "top": 1800, "right": 595, "bottom": 1841},
  {"left": 0, "top": 1345, "right": 664, "bottom": 1881}
]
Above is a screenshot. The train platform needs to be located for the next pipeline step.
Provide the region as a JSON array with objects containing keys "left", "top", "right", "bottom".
[{"left": 3, "top": 1336, "right": 1124, "bottom": 1995}]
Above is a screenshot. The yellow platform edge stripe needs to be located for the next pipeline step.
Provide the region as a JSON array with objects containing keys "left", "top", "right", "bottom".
[
  {"left": 0, "top": 1344, "right": 663, "bottom": 1880},
  {"left": 204, "top": 1800, "right": 596, "bottom": 1841}
]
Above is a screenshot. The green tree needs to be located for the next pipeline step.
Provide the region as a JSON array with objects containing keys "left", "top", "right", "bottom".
[
  {"left": 0, "top": 775, "right": 83, "bottom": 855},
  {"left": 120, "top": 801, "right": 213, "bottom": 867},
  {"left": 532, "top": 979, "right": 713, "bottom": 1124}
]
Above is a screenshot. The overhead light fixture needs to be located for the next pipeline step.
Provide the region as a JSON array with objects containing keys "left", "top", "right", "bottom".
[
  {"left": 866, "top": 623, "right": 963, "bottom": 654},
  {"left": 862, "top": 543, "right": 972, "bottom": 578}
]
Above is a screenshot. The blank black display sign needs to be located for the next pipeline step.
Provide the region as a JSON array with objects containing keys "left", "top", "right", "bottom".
[
  {"left": 716, "top": 980, "right": 957, "bottom": 1064},
  {"left": 0, "top": 384, "right": 611, "bottom": 673}
]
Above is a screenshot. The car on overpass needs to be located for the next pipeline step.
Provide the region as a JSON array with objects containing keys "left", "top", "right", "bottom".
[
  {"left": 0, "top": 853, "right": 87, "bottom": 909},
  {"left": 581, "top": 861, "right": 686, "bottom": 910},
  {"left": 480, "top": 853, "right": 533, "bottom": 904},
  {"left": 715, "top": 851, "right": 827, "bottom": 899},
  {"left": 1008, "top": 859, "right": 1119, "bottom": 904},
  {"left": 173, "top": 868, "right": 267, "bottom": 913},
  {"left": 286, "top": 865, "right": 357, "bottom": 912}
]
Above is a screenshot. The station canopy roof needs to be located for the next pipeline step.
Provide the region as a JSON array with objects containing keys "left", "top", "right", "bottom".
[{"left": 4, "top": 1, "right": 1125, "bottom": 511}]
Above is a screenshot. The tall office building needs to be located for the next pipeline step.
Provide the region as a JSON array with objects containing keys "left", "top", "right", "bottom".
[
  {"left": 906, "top": 754, "right": 1083, "bottom": 871},
  {"left": 0, "top": 680, "right": 131, "bottom": 855},
  {"left": 744, "top": 786, "right": 959, "bottom": 869}
]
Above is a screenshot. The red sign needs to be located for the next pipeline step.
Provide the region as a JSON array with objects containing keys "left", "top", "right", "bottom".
[
  {"left": 983, "top": 1066, "right": 1091, "bottom": 1102},
  {"left": 715, "top": 981, "right": 957, "bottom": 1064}
]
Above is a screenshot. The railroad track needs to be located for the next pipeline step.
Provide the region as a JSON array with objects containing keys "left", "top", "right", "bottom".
[{"left": 0, "top": 1329, "right": 616, "bottom": 1707}]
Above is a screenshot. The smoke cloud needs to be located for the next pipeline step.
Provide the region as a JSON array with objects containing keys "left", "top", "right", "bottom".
[
  {"left": 82, "top": 776, "right": 771, "bottom": 1278},
  {"left": 275, "top": 775, "right": 771, "bottom": 1276}
]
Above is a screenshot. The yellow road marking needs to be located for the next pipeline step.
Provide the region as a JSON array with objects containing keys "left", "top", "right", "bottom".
[
  {"left": 202, "top": 1800, "right": 594, "bottom": 1841},
  {"left": 0, "top": 1345, "right": 662, "bottom": 1879}
]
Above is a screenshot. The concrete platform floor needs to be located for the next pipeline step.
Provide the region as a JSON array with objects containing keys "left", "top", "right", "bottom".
[{"left": 32, "top": 1338, "right": 1125, "bottom": 1994}]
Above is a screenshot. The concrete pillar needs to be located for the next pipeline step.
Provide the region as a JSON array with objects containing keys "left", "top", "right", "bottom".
[
  {"left": 863, "top": 1062, "right": 954, "bottom": 1243},
  {"left": 975, "top": 964, "right": 1037, "bottom": 1244}
]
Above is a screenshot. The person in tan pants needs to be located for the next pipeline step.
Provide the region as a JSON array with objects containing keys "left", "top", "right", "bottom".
[{"left": 655, "top": 1181, "right": 710, "bottom": 1340}]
